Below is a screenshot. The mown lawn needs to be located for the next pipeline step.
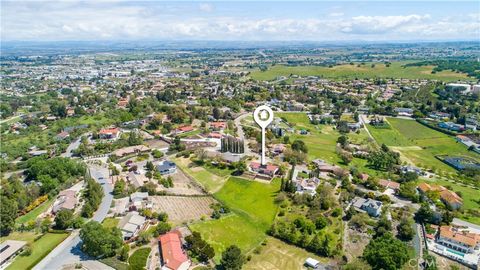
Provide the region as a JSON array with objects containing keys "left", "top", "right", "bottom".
[
  {"left": 367, "top": 118, "right": 479, "bottom": 174},
  {"left": 244, "top": 237, "right": 327, "bottom": 270},
  {"left": 250, "top": 62, "right": 470, "bottom": 82},
  {"left": 6, "top": 232, "right": 69, "bottom": 270},
  {"left": 15, "top": 199, "right": 54, "bottom": 225},
  {"left": 189, "top": 177, "right": 280, "bottom": 262},
  {"left": 102, "top": 217, "right": 120, "bottom": 229},
  {"left": 128, "top": 247, "right": 151, "bottom": 270}
]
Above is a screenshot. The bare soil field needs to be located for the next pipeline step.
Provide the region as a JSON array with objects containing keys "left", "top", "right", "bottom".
[
  {"left": 150, "top": 196, "right": 216, "bottom": 224},
  {"left": 344, "top": 228, "right": 370, "bottom": 261},
  {"left": 158, "top": 168, "right": 206, "bottom": 195},
  {"left": 145, "top": 139, "right": 169, "bottom": 149}
]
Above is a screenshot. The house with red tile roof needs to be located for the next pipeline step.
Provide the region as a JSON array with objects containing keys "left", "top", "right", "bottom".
[
  {"left": 207, "top": 132, "right": 223, "bottom": 139},
  {"left": 249, "top": 162, "right": 279, "bottom": 177},
  {"left": 174, "top": 125, "right": 194, "bottom": 135},
  {"left": 378, "top": 179, "right": 400, "bottom": 191},
  {"left": 437, "top": 226, "right": 480, "bottom": 253},
  {"left": 99, "top": 127, "right": 120, "bottom": 139},
  {"left": 158, "top": 231, "right": 191, "bottom": 270},
  {"left": 417, "top": 183, "right": 463, "bottom": 210},
  {"left": 209, "top": 121, "right": 227, "bottom": 130}
]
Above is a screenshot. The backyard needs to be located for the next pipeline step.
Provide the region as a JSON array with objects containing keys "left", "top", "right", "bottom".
[{"left": 3, "top": 232, "right": 69, "bottom": 270}]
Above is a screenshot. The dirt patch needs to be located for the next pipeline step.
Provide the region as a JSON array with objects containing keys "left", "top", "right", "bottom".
[
  {"left": 150, "top": 196, "right": 216, "bottom": 224},
  {"left": 157, "top": 168, "right": 205, "bottom": 195},
  {"left": 344, "top": 228, "right": 370, "bottom": 262}
]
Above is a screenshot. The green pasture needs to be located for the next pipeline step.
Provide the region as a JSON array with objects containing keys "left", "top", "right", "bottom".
[{"left": 250, "top": 62, "right": 470, "bottom": 82}]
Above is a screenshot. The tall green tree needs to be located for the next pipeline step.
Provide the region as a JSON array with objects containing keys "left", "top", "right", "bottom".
[
  {"left": 0, "top": 197, "right": 17, "bottom": 236},
  {"left": 221, "top": 245, "right": 245, "bottom": 270},
  {"left": 79, "top": 221, "right": 123, "bottom": 258},
  {"left": 363, "top": 233, "right": 410, "bottom": 270}
]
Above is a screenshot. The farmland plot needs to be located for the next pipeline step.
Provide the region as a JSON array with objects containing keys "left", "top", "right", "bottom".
[{"left": 150, "top": 196, "right": 216, "bottom": 224}]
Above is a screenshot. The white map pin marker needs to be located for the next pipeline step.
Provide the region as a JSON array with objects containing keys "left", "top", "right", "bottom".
[{"left": 253, "top": 105, "right": 274, "bottom": 165}]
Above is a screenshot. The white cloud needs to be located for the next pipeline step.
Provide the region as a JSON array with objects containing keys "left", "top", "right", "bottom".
[
  {"left": 341, "top": 14, "right": 431, "bottom": 34},
  {"left": 199, "top": 3, "right": 213, "bottom": 13},
  {"left": 1, "top": 2, "right": 478, "bottom": 41}
]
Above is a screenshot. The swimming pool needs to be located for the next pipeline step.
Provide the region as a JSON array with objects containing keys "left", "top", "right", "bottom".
[{"left": 446, "top": 248, "right": 465, "bottom": 257}]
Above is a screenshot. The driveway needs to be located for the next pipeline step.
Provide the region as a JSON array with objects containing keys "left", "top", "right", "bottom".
[{"left": 33, "top": 164, "right": 113, "bottom": 270}]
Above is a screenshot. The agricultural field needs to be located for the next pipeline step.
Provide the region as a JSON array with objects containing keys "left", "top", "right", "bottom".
[
  {"left": 189, "top": 177, "right": 280, "bottom": 261},
  {"left": 367, "top": 118, "right": 480, "bottom": 174},
  {"left": 159, "top": 166, "right": 205, "bottom": 195},
  {"left": 3, "top": 232, "right": 69, "bottom": 270},
  {"left": 249, "top": 62, "right": 470, "bottom": 82},
  {"left": 150, "top": 196, "right": 216, "bottom": 224},
  {"left": 173, "top": 157, "right": 230, "bottom": 193},
  {"left": 244, "top": 237, "right": 327, "bottom": 270}
]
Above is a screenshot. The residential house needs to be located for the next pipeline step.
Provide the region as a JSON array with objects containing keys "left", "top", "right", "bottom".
[
  {"left": 113, "top": 145, "right": 150, "bottom": 158},
  {"left": 378, "top": 179, "right": 400, "bottom": 191},
  {"left": 117, "top": 212, "right": 146, "bottom": 240},
  {"left": 209, "top": 121, "right": 227, "bottom": 131},
  {"left": 158, "top": 231, "right": 191, "bottom": 270},
  {"left": 156, "top": 161, "right": 177, "bottom": 175},
  {"left": 352, "top": 197, "right": 383, "bottom": 217},
  {"left": 295, "top": 177, "right": 321, "bottom": 195},
  {"left": 52, "top": 189, "right": 77, "bottom": 214},
  {"left": 395, "top": 108, "right": 414, "bottom": 117},
  {"left": 437, "top": 226, "right": 480, "bottom": 254},
  {"left": 0, "top": 240, "right": 27, "bottom": 267},
  {"left": 174, "top": 125, "right": 193, "bottom": 135},
  {"left": 129, "top": 192, "right": 151, "bottom": 210},
  {"left": 249, "top": 162, "right": 279, "bottom": 177},
  {"left": 438, "top": 122, "right": 465, "bottom": 132},
  {"left": 417, "top": 183, "right": 463, "bottom": 210},
  {"left": 127, "top": 172, "right": 149, "bottom": 189},
  {"left": 56, "top": 131, "right": 70, "bottom": 140},
  {"left": 99, "top": 127, "right": 120, "bottom": 139}
]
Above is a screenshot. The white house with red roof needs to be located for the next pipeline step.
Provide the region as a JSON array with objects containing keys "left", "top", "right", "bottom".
[
  {"left": 174, "top": 125, "right": 194, "bottom": 135},
  {"left": 209, "top": 121, "right": 227, "bottom": 130},
  {"left": 99, "top": 127, "right": 120, "bottom": 139},
  {"left": 158, "top": 231, "right": 191, "bottom": 270},
  {"left": 249, "top": 162, "right": 279, "bottom": 177}
]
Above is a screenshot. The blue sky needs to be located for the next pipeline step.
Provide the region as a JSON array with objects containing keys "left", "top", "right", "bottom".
[{"left": 1, "top": 1, "right": 479, "bottom": 41}]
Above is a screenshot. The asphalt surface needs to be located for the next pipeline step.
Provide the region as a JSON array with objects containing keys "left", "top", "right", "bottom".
[{"left": 33, "top": 165, "right": 113, "bottom": 270}]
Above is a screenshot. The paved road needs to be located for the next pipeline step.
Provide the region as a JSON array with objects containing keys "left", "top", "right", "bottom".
[
  {"left": 61, "top": 137, "right": 81, "bottom": 158},
  {"left": 234, "top": 112, "right": 255, "bottom": 157},
  {"left": 33, "top": 165, "right": 112, "bottom": 270}
]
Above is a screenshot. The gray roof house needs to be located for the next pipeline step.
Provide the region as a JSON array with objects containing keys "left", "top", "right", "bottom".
[
  {"left": 117, "top": 212, "right": 146, "bottom": 240},
  {"left": 352, "top": 197, "right": 383, "bottom": 217},
  {"left": 156, "top": 161, "right": 177, "bottom": 175}
]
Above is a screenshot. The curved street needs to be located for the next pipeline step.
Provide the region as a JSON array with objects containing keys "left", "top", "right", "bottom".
[{"left": 33, "top": 164, "right": 113, "bottom": 270}]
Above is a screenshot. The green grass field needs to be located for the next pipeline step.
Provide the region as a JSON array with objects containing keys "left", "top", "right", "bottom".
[
  {"left": 5, "top": 232, "right": 69, "bottom": 270},
  {"left": 15, "top": 199, "right": 54, "bottom": 225},
  {"left": 190, "top": 177, "right": 280, "bottom": 261},
  {"left": 250, "top": 62, "right": 470, "bottom": 82},
  {"left": 244, "top": 237, "right": 327, "bottom": 270},
  {"left": 367, "top": 118, "right": 479, "bottom": 174},
  {"left": 173, "top": 157, "right": 230, "bottom": 193}
]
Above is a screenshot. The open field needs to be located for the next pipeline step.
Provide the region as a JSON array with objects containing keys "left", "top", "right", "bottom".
[
  {"left": 5, "top": 232, "right": 69, "bottom": 270},
  {"left": 420, "top": 177, "right": 480, "bottom": 225},
  {"left": 173, "top": 157, "right": 229, "bottom": 193},
  {"left": 150, "top": 196, "right": 216, "bottom": 224},
  {"left": 277, "top": 113, "right": 377, "bottom": 175},
  {"left": 367, "top": 118, "right": 480, "bottom": 174},
  {"left": 250, "top": 62, "right": 470, "bottom": 82},
  {"left": 15, "top": 199, "right": 54, "bottom": 225},
  {"left": 244, "top": 237, "right": 327, "bottom": 270},
  {"left": 159, "top": 166, "right": 205, "bottom": 195},
  {"left": 189, "top": 177, "right": 280, "bottom": 261}
]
